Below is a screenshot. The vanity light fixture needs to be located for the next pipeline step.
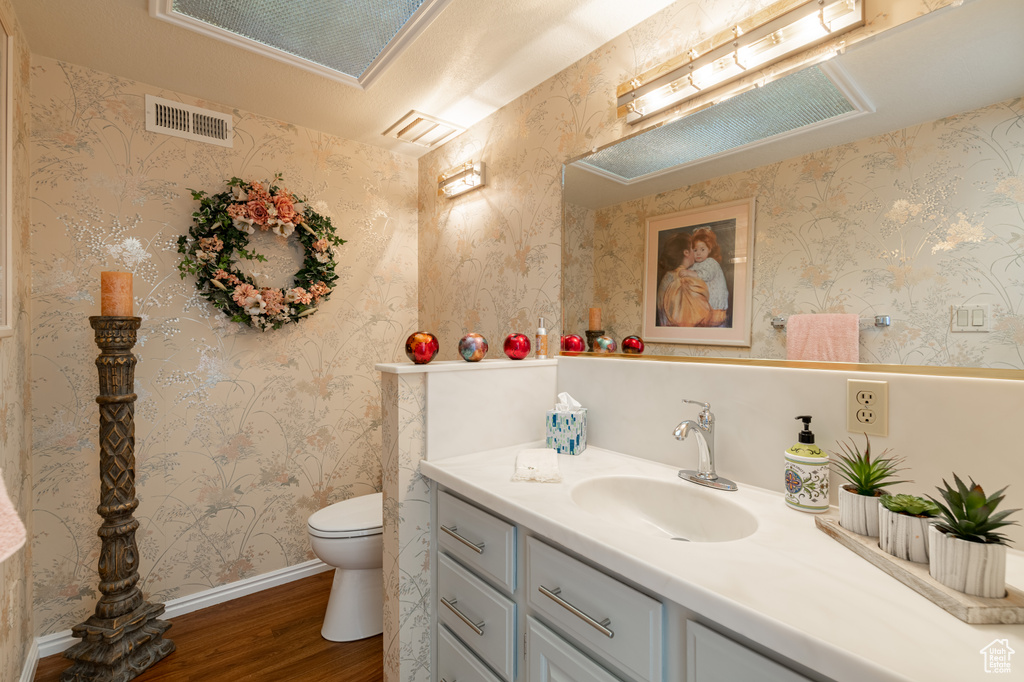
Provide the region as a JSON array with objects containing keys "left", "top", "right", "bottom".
[
  {"left": 618, "top": 0, "right": 864, "bottom": 124},
  {"left": 438, "top": 161, "right": 486, "bottom": 198}
]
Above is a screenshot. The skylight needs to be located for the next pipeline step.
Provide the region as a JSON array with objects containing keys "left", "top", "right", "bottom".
[
  {"left": 579, "top": 66, "right": 862, "bottom": 182},
  {"left": 150, "top": 0, "right": 449, "bottom": 89}
]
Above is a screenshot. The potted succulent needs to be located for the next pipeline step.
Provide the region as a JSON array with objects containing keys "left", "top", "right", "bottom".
[
  {"left": 878, "top": 494, "right": 940, "bottom": 563},
  {"left": 928, "top": 475, "right": 1020, "bottom": 598},
  {"left": 831, "top": 434, "right": 907, "bottom": 536}
]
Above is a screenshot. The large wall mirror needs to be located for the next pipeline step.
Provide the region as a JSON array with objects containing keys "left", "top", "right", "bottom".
[{"left": 563, "top": 0, "right": 1024, "bottom": 373}]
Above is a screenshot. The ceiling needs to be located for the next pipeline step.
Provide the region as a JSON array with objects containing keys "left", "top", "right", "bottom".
[{"left": 14, "top": 0, "right": 679, "bottom": 158}]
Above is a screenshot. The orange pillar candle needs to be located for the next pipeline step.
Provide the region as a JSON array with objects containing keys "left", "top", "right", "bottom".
[
  {"left": 100, "top": 272, "right": 133, "bottom": 316},
  {"left": 588, "top": 307, "right": 602, "bottom": 330}
]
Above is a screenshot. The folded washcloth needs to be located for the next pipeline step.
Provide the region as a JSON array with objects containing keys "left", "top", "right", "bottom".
[
  {"left": 0, "top": 468, "right": 26, "bottom": 564},
  {"left": 786, "top": 313, "right": 859, "bottom": 362},
  {"left": 511, "top": 448, "right": 562, "bottom": 483}
]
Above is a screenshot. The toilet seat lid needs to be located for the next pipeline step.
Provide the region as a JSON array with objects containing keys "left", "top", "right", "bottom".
[{"left": 308, "top": 492, "right": 383, "bottom": 538}]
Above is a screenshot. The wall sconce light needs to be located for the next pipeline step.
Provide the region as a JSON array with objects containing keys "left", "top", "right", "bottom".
[
  {"left": 618, "top": 0, "right": 864, "bottom": 124},
  {"left": 438, "top": 161, "right": 486, "bottom": 198}
]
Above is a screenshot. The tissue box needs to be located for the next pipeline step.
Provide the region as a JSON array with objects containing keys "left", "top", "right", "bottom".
[{"left": 545, "top": 408, "right": 587, "bottom": 455}]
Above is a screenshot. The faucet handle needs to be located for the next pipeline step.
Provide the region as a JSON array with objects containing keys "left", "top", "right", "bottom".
[{"left": 682, "top": 399, "right": 711, "bottom": 413}]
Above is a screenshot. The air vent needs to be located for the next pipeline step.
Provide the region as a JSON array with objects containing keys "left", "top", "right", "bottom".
[
  {"left": 382, "top": 110, "right": 463, "bottom": 148},
  {"left": 145, "top": 95, "right": 233, "bottom": 147}
]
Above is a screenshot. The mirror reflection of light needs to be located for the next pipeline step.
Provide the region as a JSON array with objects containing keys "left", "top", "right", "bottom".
[{"left": 622, "top": 0, "right": 862, "bottom": 124}]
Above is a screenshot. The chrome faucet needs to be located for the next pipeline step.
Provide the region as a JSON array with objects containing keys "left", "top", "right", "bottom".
[{"left": 674, "top": 399, "right": 737, "bottom": 492}]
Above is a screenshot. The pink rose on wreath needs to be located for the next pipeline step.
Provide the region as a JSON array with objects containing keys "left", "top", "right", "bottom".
[
  {"left": 261, "top": 288, "right": 286, "bottom": 315},
  {"left": 247, "top": 200, "right": 271, "bottom": 226},
  {"left": 285, "top": 287, "right": 313, "bottom": 305},
  {"left": 312, "top": 238, "right": 329, "bottom": 252},
  {"left": 309, "top": 282, "right": 330, "bottom": 300},
  {"left": 273, "top": 194, "right": 298, "bottom": 224}
]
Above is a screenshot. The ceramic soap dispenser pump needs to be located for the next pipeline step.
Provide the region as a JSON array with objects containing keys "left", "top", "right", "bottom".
[{"left": 784, "top": 415, "right": 830, "bottom": 513}]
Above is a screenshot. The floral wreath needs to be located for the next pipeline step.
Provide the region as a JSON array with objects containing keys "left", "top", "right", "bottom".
[{"left": 177, "top": 175, "right": 345, "bottom": 330}]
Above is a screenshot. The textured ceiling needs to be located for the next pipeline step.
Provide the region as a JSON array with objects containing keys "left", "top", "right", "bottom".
[{"left": 14, "top": 0, "right": 679, "bottom": 157}]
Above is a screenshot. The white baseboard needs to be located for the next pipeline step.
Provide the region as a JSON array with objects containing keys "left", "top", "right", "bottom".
[
  {"left": 35, "top": 559, "right": 331, "bottom": 658},
  {"left": 19, "top": 640, "right": 38, "bottom": 682}
]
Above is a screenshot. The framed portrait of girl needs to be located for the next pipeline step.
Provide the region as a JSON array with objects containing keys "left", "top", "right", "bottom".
[{"left": 641, "top": 198, "right": 755, "bottom": 346}]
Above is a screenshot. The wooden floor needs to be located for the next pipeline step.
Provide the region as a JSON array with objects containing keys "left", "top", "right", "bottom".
[{"left": 35, "top": 570, "right": 383, "bottom": 682}]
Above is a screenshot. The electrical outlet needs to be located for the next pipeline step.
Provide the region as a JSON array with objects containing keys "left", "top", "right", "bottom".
[{"left": 847, "top": 379, "right": 888, "bottom": 436}]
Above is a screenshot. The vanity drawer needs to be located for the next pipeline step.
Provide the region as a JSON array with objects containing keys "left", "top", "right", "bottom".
[
  {"left": 438, "top": 624, "right": 504, "bottom": 682},
  {"left": 438, "top": 552, "right": 517, "bottom": 681},
  {"left": 526, "top": 537, "right": 662, "bottom": 682},
  {"left": 438, "top": 490, "right": 517, "bottom": 593},
  {"left": 527, "top": 616, "right": 625, "bottom": 682}
]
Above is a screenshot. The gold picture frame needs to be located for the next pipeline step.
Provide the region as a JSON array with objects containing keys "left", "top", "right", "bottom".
[{"left": 642, "top": 198, "right": 755, "bottom": 346}]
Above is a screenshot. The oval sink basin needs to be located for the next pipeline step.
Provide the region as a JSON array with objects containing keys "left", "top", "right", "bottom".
[{"left": 570, "top": 475, "right": 758, "bottom": 542}]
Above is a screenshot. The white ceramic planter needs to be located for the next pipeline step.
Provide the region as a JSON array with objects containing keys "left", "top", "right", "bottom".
[
  {"left": 878, "top": 505, "right": 932, "bottom": 563},
  {"left": 838, "top": 486, "right": 883, "bottom": 536},
  {"left": 928, "top": 525, "right": 1007, "bottom": 598}
]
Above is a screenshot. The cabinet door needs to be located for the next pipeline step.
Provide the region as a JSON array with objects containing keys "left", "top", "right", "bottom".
[
  {"left": 687, "top": 621, "right": 812, "bottom": 682},
  {"left": 528, "top": 617, "right": 624, "bottom": 682}
]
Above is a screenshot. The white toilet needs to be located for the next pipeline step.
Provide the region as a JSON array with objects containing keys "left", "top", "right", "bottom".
[{"left": 307, "top": 492, "right": 384, "bottom": 642}]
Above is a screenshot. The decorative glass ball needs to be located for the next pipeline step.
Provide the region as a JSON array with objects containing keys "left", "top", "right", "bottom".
[
  {"left": 594, "top": 335, "right": 617, "bottom": 353},
  {"left": 622, "top": 335, "right": 645, "bottom": 354},
  {"left": 561, "top": 334, "right": 585, "bottom": 354},
  {"left": 405, "top": 331, "right": 439, "bottom": 365},
  {"left": 503, "top": 333, "right": 531, "bottom": 360},
  {"left": 458, "top": 333, "right": 488, "bottom": 362}
]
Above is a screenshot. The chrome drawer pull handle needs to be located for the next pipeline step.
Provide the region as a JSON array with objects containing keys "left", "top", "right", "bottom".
[
  {"left": 441, "top": 524, "right": 485, "bottom": 554},
  {"left": 538, "top": 585, "right": 614, "bottom": 639},
  {"left": 440, "top": 597, "right": 485, "bottom": 636}
]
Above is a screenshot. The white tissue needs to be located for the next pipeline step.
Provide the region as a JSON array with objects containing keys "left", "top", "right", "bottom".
[
  {"left": 511, "top": 448, "right": 562, "bottom": 483},
  {"left": 554, "top": 392, "right": 582, "bottom": 412}
]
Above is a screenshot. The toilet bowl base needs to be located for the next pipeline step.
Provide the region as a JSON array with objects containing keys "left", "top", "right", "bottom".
[{"left": 321, "top": 566, "right": 383, "bottom": 642}]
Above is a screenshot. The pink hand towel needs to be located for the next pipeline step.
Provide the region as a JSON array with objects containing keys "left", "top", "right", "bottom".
[
  {"left": 785, "top": 313, "right": 859, "bottom": 362},
  {"left": 0, "top": 468, "right": 26, "bottom": 563}
]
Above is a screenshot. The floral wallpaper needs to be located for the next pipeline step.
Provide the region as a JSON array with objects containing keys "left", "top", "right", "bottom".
[
  {"left": 0, "top": 0, "right": 33, "bottom": 678},
  {"left": 29, "top": 56, "right": 418, "bottom": 636},
  {"left": 417, "top": 0, "right": 955, "bottom": 359},
  {"left": 566, "top": 96, "right": 1024, "bottom": 368},
  {"left": 381, "top": 372, "right": 430, "bottom": 682}
]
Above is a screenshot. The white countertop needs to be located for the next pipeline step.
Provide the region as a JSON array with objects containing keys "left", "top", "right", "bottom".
[{"left": 420, "top": 445, "right": 1024, "bottom": 682}]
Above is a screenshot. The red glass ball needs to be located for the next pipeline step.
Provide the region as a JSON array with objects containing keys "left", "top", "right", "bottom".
[
  {"left": 503, "top": 333, "right": 531, "bottom": 360},
  {"left": 622, "top": 335, "right": 645, "bottom": 354},
  {"left": 561, "top": 334, "right": 585, "bottom": 354},
  {"left": 405, "top": 331, "right": 439, "bottom": 364}
]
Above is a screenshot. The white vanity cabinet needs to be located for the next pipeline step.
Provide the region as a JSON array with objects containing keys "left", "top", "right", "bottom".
[
  {"left": 686, "top": 621, "right": 813, "bottom": 682},
  {"left": 526, "top": 537, "right": 662, "bottom": 682},
  {"left": 527, "top": 617, "right": 624, "bottom": 682},
  {"left": 435, "top": 490, "right": 519, "bottom": 681}
]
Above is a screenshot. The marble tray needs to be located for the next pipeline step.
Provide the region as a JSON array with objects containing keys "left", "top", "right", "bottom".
[{"left": 815, "top": 513, "right": 1024, "bottom": 624}]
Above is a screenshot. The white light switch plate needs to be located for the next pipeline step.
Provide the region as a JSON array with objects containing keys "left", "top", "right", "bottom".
[{"left": 951, "top": 304, "right": 990, "bottom": 332}]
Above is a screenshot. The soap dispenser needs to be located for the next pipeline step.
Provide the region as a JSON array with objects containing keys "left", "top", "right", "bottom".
[{"left": 784, "top": 415, "right": 830, "bottom": 513}]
